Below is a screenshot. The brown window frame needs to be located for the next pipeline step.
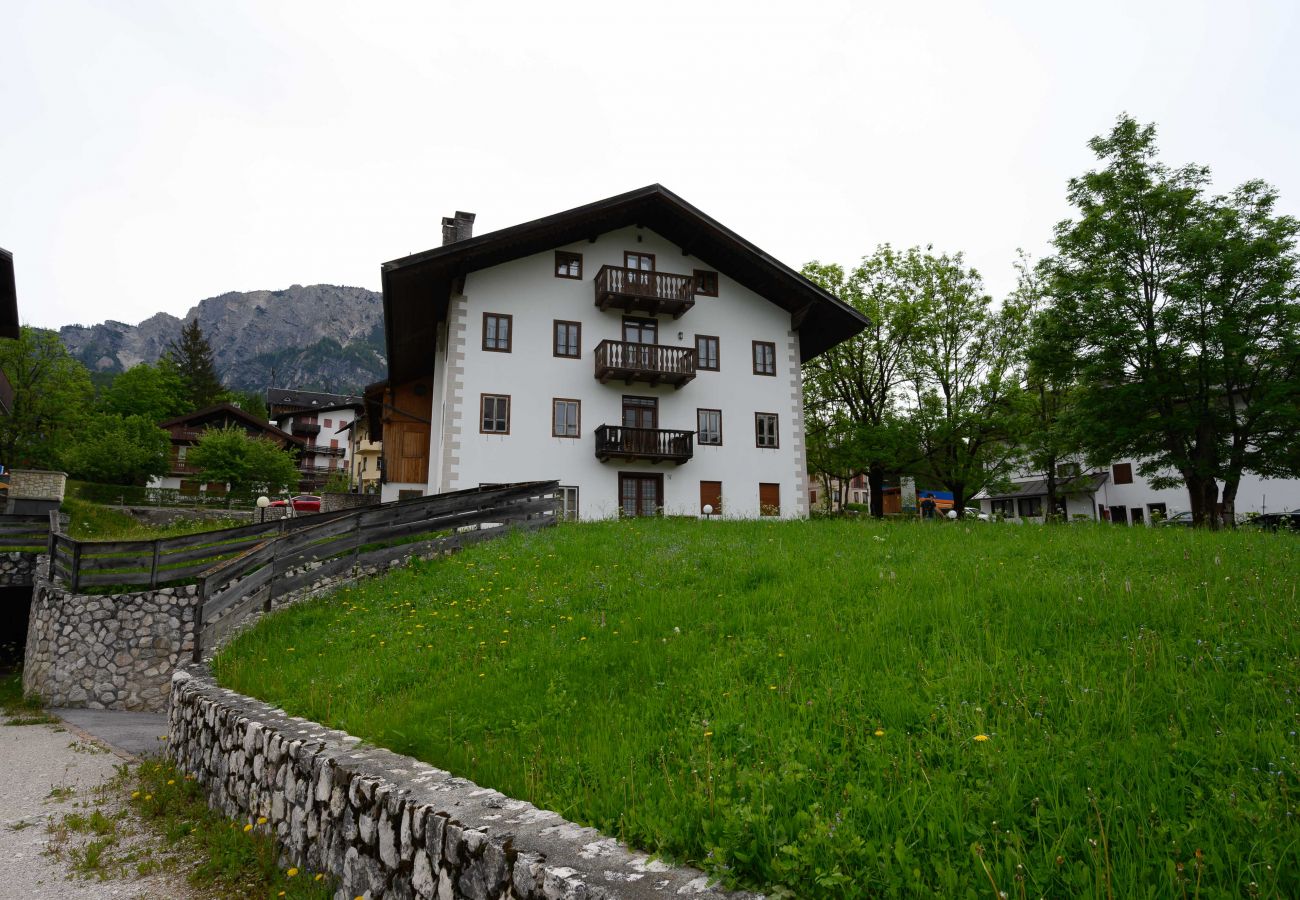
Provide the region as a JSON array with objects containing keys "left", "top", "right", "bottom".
[
  {"left": 555, "top": 251, "right": 583, "bottom": 280},
  {"left": 1112, "top": 462, "right": 1133, "bottom": 485},
  {"left": 752, "top": 340, "right": 777, "bottom": 376},
  {"left": 759, "top": 482, "right": 781, "bottom": 517},
  {"left": 479, "top": 393, "right": 511, "bottom": 435},
  {"left": 624, "top": 251, "right": 656, "bottom": 271},
  {"left": 755, "top": 412, "right": 779, "bottom": 449},
  {"left": 700, "top": 480, "right": 722, "bottom": 515},
  {"left": 482, "top": 312, "right": 513, "bottom": 353},
  {"left": 619, "top": 472, "right": 664, "bottom": 517},
  {"left": 553, "top": 320, "right": 581, "bottom": 358},
  {"left": 991, "top": 498, "right": 1015, "bottom": 517},
  {"left": 552, "top": 398, "right": 581, "bottom": 439},
  {"left": 697, "top": 408, "right": 722, "bottom": 446},
  {"left": 622, "top": 316, "right": 658, "bottom": 345},
  {"left": 693, "top": 269, "right": 719, "bottom": 297},
  {"left": 695, "top": 334, "right": 720, "bottom": 371}
]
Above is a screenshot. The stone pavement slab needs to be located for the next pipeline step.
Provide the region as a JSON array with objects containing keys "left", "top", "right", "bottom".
[{"left": 51, "top": 708, "right": 168, "bottom": 759}]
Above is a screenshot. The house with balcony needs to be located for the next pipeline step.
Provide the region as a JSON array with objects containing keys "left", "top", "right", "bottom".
[
  {"left": 152, "top": 403, "right": 303, "bottom": 495},
  {"left": 374, "top": 185, "right": 868, "bottom": 518},
  {"left": 266, "top": 388, "right": 363, "bottom": 492}
]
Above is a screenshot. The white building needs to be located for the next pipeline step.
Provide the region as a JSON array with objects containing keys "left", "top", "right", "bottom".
[
  {"left": 267, "top": 389, "right": 363, "bottom": 493},
  {"left": 975, "top": 460, "right": 1300, "bottom": 524},
  {"left": 375, "top": 185, "right": 868, "bottom": 519}
]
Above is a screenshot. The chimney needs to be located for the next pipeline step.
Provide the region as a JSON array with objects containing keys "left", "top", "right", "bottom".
[
  {"left": 453, "top": 211, "right": 475, "bottom": 242},
  {"left": 441, "top": 216, "right": 458, "bottom": 246}
]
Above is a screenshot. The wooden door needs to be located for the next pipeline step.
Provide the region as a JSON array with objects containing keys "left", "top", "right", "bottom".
[
  {"left": 622, "top": 317, "right": 657, "bottom": 368},
  {"left": 624, "top": 251, "right": 655, "bottom": 289},
  {"left": 622, "top": 396, "right": 657, "bottom": 455},
  {"left": 700, "top": 481, "right": 722, "bottom": 515},
  {"left": 620, "top": 473, "right": 662, "bottom": 517},
  {"left": 759, "top": 483, "right": 780, "bottom": 517}
]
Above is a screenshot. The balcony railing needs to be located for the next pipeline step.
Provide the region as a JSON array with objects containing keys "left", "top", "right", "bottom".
[
  {"left": 292, "top": 421, "right": 321, "bottom": 436},
  {"left": 594, "top": 340, "right": 696, "bottom": 388},
  {"left": 594, "top": 265, "right": 695, "bottom": 318},
  {"left": 594, "top": 425, "right": 693, "bottom": 465},
  {"left": 302, "top": 444, "right": 346, "bottom": 457}
]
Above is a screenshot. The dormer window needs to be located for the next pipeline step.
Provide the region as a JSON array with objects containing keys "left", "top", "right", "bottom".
[{"left": 555, "top": 251, "right": 582, "bottom": 279}]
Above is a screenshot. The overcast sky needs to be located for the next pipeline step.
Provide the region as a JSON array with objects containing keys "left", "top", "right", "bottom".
[{"left": 4, "top": 0, "right": 1299, "bottom": 330}]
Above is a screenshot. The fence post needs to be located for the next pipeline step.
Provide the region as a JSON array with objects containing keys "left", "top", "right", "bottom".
[
  {"left": 192, "top": 576, "right": 211, "bottom": 663},
  {"left": 149, "top": 539, "right": 161, "bottom": 589},
  {"left": 351, "top": 511, "right": 363, "bottom": 573},
  {"left": 70, "top": 541, "right": 82, "bottom": 593},
  {"left": 46, "top": 509, "right": 59, "bottom": 580}
]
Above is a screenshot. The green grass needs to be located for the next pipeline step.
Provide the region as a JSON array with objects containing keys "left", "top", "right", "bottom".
[
  {"left": 64, "top": 496, "right": 246, "bottom": 542},
  {"left": 214, "top": 519, "right": 1300, "bottom": 898}
]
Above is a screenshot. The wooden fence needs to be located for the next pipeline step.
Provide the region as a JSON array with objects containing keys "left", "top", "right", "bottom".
[
  {"left": 191, "top": 481, "right": 560, "bottom": 660},
  {"left": 0, "top": 511, "right": 68, "bottom": 552}
]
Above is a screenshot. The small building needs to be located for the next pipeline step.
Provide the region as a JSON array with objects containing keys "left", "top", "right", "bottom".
[
  {"left": 266, "top": 388, "right": 364, "bottom": 493},
  {"left": 152, "top": 403, "right": 303, "bottom": 495}
]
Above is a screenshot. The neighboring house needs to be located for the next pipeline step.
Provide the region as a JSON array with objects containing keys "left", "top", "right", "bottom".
[
  {"left": 975, "top": 460, "right": 1300, "bottom": 524},
  {"left": 808, "top": 474, "right": 869, "bottom": 512},
  {"left": 266, "top": 388, "right": 363, "bottom": 493},
  {"left": 151, "top": 403, "right": 304, "bottom": 495},
  {"left": 0, "top": 247, "right": 19, "bottom": 415},
  {"left": 338, "top": 383, "right": 384, "bottom": 494},
  {"left": 376, "top": 185, "right": 868, "bottom": 518}
]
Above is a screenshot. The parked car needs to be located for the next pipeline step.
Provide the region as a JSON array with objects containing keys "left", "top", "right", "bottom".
[
  {"left": 946, "top": 507, "right": 990, "bottom": 522},
  {"left": 269, "top": 494, "right": 322, "bottom": 513},
  {"left": 1157, "top": 510, "right": 1194, "bottom": 527},
  {"left": 1246, "top": 509, "right": 1300, "bottom": 532}
]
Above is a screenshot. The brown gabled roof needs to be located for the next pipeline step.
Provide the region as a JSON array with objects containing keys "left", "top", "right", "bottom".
[
  {"left": 380, "top": 184, "right": 870, "bottom": 384},
  {"left": 0, "top": 248, "right": 19, "bottom": 341},
  {"left": 158, "top": 402, "right": 305, "bottom": 445}
]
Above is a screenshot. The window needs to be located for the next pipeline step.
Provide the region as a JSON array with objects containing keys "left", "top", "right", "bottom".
[
  {"left": 483, "top": 313, "right": 512, "bottom": 352},
  {"left": 695, "top": 335, "right": 719, "bottom": 371},
  {"left": 552, "top": 398, "right": 580, "bottom": 438},
  {"left": 755, "top": 412, "right": 779, "bottom": 448},
  {"left": 693, "top": 269, "right": 718, "bottom": 297},
  {"left": 324, "top": 418, "right": 332, "bottom": 428},
  {"left": 759, "top": 483, "right": 781, "bottom": 517},
  {"left": 398, "top": 489, "right": 424, "bottom": 500},
  {"left": 1017, "top": 496, "right": 1044, "bottom": 518},
  {"left": 553, "top": 320, "right": 581, "bottom": 358},
  {"left": 752, "top": 340, "right": 777, "bottom": 376},
  {"left": 833, "top": 489, "right": 841, "bottom": 505},
  {"left": 1112, "top": 462, "right": 1133, "bottom": 484},
  {"left": 623, "top": 316, "right": 657, "bottom": 344},
  {"left": 559, "top": 485, "right": 579, "bottom": 522},
  {"left": 700, "top": 480, "right": 722, "bottom": 515},
  {"left": 480, "top": 394, "right": 510, "bottom": 434},
  {"left": 177, "top": 446, "right": 187, "bottom": 463},
  {"left": 697, "top": 408, "right": 722, "bottom": 445},
  {"left": 990, "top": 498, "right": 1015, "bottom": 517},
  {"left": 1148, "top": 502, "right": 1167, "bottom": 523},
  {"left": 624, "top": 251, "right": 655, "bottom": 271},
  {"left": 555, "top": 251, "right": 582, "bottom": 279},
  {"left": 810, "top": 489, "right": 818, "bottom": 504},
  {"left": 619, "top": 472, "right": 662, "bottom": 517},
  {"left": 1057, "top": 461, "right": 1081, "bottom": 478}
]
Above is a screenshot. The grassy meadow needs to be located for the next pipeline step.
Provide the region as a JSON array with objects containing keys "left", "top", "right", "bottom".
[{"left": 214, "top": 518, "right": 1300, "bottom": 898}]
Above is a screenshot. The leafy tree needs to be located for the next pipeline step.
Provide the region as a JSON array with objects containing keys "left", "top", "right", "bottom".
[
  {"left": 98, "top": 361, "right": 189, "bottom": 423},
  {"left": 801, "top": 248, "right": 928, "bottom": 517},
  {"left": 902, "top": 251, "right": 1028, "bottom": 513},
  {"left": 61, "top": 414, "right": 169, "bottom": 485},
  {"left": 187, "top": 425, "right": 299, "bottom": 495},
  {"left": 1043, "top": 115, "right": 1300, "bottom": 526},
  {"left": 166, "top": 320, "right": 224, "bottom": 410},
  {"left": 0, "top": 327, "right": 94, "bottom": 469},
  {"left": 220, "top": 388, "right": 269, "bottom": 422}
]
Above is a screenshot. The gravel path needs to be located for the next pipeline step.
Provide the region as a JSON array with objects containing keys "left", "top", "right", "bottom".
[{"left": 0, "top": 711, "right": 200, "bottom": 899}]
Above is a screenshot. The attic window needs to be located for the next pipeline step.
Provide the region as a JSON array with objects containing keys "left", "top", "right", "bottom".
[
  {"left": 1112, "top": 462, "right": 1133, "bottom": 485},
  {"left": 555, "top": 251, "right": 583, "bottom": 280},
  {"left": 693, "top": 270, "right": 718, "bottom": 297}
]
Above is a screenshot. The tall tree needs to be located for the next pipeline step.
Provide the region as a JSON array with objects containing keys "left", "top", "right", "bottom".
[
  {"left": 902, "top": 251, "right": 1028, "bottom": 513},
  {"left": 0, "top": 327, "right": 94, "bottom": 469},
  {"left": 187, "top": 425, "right": 299, "bottom": 495},
  {"left": 1043, "top": 115, "right": 1300, "bottom": 526},
  {"left": 61, "top": 414, "right": 169, "bottom": 485},
  {"left": 801, "top": 248, "right": 927, "bottom": 517},
  {"left": 167, "top": 320, "right": 224, "bottom": 410},
  {"left": 98, "top": 361, "right": 189, "bottom": 423}
]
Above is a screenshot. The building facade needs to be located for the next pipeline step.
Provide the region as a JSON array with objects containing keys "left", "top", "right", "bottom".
[
  {"left": 267, "top": 389, "right": 363, "bottom": 493},
  {"left": 152, "top": 403, "right": 303, "bottom": 494},
  {"left": 376, "top": 186, "right": 868, "bottom": 518}
]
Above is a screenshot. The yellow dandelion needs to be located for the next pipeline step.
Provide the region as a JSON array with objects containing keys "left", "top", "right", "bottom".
[
  {"left": 258, "top": 816, "right": 268, "bottom": 824},
  {"left": 131, "top": 790, "right": 140, "bottom": 799},
  {"left": 315, "top": 873, "right": 324, "bottom": 881},
  {"left": 287, "top": 867, "right": 299, "bottom": 877},
  {"left": 144, "top": 794, "right": 153, "bottom": 801},
  {"left": 974, "top": 733, "right": 990, "bottom": 742},
  {"left": 243, "top": 823, "right": 254, "bottom": 832},
  {"left": 167, "top": 779, "right": 175, "bottom": 785},
  {"left": 874, "top": 729, "right": 885, "bottom": 737}
]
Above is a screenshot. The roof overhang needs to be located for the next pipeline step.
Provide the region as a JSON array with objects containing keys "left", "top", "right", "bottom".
[
  {"left": 380, "top": 184, "right": 869, "bottom": 384},
  {"left": 0, "top": 248, "right": 19, "bottom": 341}
]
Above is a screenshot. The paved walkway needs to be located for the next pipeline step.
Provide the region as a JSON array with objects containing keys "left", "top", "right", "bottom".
[{"left": 51, "top": 708, "right": 168, "bottom": 760}]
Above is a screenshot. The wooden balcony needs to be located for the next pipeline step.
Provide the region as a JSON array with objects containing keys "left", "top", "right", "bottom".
[
  {"left": 594, "top": 265, "right": 695, "bottom": 318},
  {"left": 594, "top": 425, "right": 693, "bottom": 465},
  {"left": 292, "top": 421, "right": 321, "bottom": 437},
  {"left": 594, "top": 340, "right": 696, "bottom": 388},
  {"left": 303, "top": 444, "right": 346, "bottom": 457}
]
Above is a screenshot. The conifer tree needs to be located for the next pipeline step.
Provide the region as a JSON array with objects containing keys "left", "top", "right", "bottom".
[{"left": 166, "top": 320, "right": 224, "bottom": 411}]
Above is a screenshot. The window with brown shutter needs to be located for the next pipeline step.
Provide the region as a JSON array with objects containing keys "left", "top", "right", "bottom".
[
  {"left": 1112, "top": 462, "right": 1133, "bottom": 485},
  {"left": 759, "top": 482, "right": 780, "bottom": 517},
  {"left": 700, "top": 481, "right": 722, "bottom": 515}
]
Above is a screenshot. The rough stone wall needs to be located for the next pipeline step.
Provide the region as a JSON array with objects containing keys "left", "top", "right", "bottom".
[
  {"left": 321, "top": 492, "right": 381, "bottom": 513},
  {"left": 23, "top": 562, "right": 199, "bottom": 710},
  {"left": 169, "top": 667, "right": 760, "bottom": 900},
  {"left": 0, "top": 551, "right": 38, "bottom": 586},
  {"left": 8, "top": 469, "right": 67, "bottom": 501}
]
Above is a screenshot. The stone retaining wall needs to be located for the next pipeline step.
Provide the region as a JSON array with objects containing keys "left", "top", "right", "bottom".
[
  {"left": 169, "top": 667, "right": 759, "bottom": 900},
  {"left": 0, "top": 550, "right": 38, "bottom": 586},
  {"left": 23, "top": 560, "right": 199, "bottom": 710},
  {"left": 321, "top": 491, "right": 382, "bottom": 513}
]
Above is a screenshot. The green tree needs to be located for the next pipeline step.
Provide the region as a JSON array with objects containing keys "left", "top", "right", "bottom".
[
  {"left": 1043, "top": 115, "right": 1300, "bottom": 526},
  {"left": 801, "top": 248, "right": 928, "bottom": 517},
  {"left": 98, "top": 361, "right": 189, "bottom": 423},
  {"left": 187, "top": 425, "right": 299, "bottom": 495},
  {"left": 902, "top": 251, "right": 1028, "bottom": 513},
  {"left": 166, "top": 320, "right": 224, "bottom": 410},
  {"left": 61, "top": 414, "right": 169, "bottom": 485},
  {"left": 0, "top": 326, "right": 94, "bottom": 468}
]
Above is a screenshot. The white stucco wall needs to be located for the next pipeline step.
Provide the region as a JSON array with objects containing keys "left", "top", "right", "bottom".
[{"left": 417, "top": 226, "right": 808, "bottom": 520}]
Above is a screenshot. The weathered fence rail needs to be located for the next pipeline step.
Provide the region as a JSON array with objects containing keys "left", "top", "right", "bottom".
[{"left": 0, "top": 512, "right": 66, "bottom": 550}]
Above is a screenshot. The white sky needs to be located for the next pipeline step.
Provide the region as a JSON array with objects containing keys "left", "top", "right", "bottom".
[{"left": 4, "top": 0, "right": 1298, "bottom": 330}]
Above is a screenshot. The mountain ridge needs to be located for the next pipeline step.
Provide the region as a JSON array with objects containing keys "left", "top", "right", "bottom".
[{"left": 58, "top": 284, "right": 387, "bottom": 394}]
